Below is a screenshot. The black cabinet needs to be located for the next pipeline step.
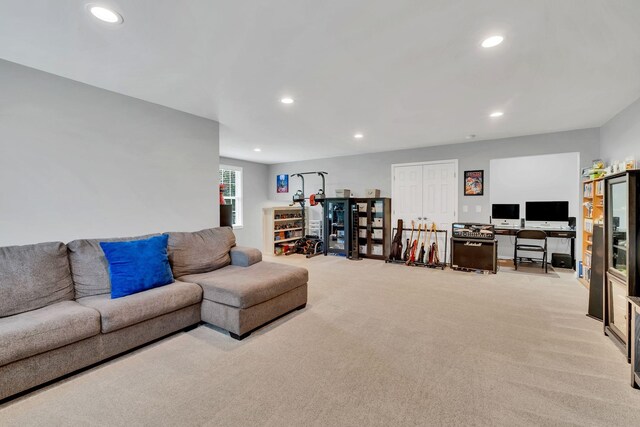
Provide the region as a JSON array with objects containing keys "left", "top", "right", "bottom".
[
  {"left": 603, "top": 171, "right": 639, "bottom": 359},
  {"left": 324, "top": 198, "right": 352, "bottom": 257}
]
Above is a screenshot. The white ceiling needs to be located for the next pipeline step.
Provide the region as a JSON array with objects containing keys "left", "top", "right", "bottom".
[{"left": 1, "top": 0, "right": 640, "bottom": 164}]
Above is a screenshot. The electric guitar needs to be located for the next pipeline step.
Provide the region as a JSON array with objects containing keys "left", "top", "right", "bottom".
[
  {"left": 407, "top": 223, "right": 422, "bottom": 264},
  {"left": 402, "top": 220, "right": 414, "bottom": 262},
  {"left": 428, "top": 222, "right": 439, "bottom": 265},
  {"left": 432, "top": 223, "right": 440, "bottom": 264},
  {"left": 422, "top": 222, "right": 433, "bottom": 264}
]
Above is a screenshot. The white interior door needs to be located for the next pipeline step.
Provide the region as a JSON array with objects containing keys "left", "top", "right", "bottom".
[
  {"left": 392, "top": 165, "right": 423, "bottom": 229},
  {"left": 422, "top": 161, "right": 457, "bottom": 231}
]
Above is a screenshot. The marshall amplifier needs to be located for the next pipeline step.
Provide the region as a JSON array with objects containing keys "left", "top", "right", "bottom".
[
  {"left": 451, "top": 223, "right": 495, "bottom": 240},
  {"left": 451, "top": 236, "right": 498, "bottom": 274}
]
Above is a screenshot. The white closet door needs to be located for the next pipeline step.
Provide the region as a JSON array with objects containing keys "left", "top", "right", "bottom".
[
  {"left": 392, "top": 165, "right": 423, "bottom": 227},
  {"left": 422, "top": 162, "right": 457, "bottom": 231}
]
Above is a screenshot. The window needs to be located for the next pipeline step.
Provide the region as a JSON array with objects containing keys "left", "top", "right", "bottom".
[{"left": 219, "top": 165, "right": 243, "bottom": 227}]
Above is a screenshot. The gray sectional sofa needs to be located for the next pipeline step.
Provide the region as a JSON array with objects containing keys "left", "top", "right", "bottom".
[{"left": 0, "top": 227, "right": 308, "bottom": 401}]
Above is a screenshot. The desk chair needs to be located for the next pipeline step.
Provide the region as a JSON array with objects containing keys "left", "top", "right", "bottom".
[{"left": 514, "top": 230, "right": 548, "bottom": 273}]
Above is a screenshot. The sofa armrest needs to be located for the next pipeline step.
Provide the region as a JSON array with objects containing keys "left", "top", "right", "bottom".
[{"left": 230, "top": 246, "right": 262, "bottom": 267}]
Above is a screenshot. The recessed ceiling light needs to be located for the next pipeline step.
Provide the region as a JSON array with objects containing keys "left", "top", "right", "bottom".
[
  {"left": 354, "top": 133, "right": 364, "bottom": 139},
  {"left": 280, "top": 97, "right": 294, "bottom": 104},
  {"left": 88, "top": 5, "right": 123, "bottom": 24},
  {"left": 481, "top": 35, "right": 504, "bottom": 48},
  {"left": 489, "top": 111, "right": 504, "bottom": 118},
  {"left": 253, "top": 148, "right": 262, "bottom": 152}
]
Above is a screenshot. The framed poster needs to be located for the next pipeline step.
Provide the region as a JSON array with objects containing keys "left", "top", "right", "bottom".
[
  {"left": 277, "top": 174, "right": 289, "bottom": 193},
  {"left": 464, "top": 170, "right": 484, "bottom": 196}
]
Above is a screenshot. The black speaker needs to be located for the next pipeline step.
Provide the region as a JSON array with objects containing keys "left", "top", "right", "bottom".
[
  {"left": 451, "top": 238, "right": 498, "bottom": 273},
  {"left": 568, "top": 216, "right": 576, "bottom": 229},
  {"left": 520, "top": 218, "right": 525, "bottom": 228},
  {"left": 551, "top": 253, "right": 572, "bottom": 268}
]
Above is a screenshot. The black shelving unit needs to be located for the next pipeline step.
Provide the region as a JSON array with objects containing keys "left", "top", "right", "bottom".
[
  {"left": 603, "top": 170, "right": 639, "bottom": 361},
  {"left": 354, "top": 198, "right": 391, "bottom": 260}
]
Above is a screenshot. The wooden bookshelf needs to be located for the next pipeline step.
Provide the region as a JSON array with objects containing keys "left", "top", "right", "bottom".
[
  {"left": 263, "top": 206, "right": 307, "bottom": 255},
  {"left": 581, "top": 178, "right": 604, "bottom": 285}
]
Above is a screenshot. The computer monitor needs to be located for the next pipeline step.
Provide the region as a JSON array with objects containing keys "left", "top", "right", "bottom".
[
  {"left": 525, "top": 201, "right": 569, "bottom": 228},
  {"left": 491, "top": 204, "right": 520, "bottom": 227}
]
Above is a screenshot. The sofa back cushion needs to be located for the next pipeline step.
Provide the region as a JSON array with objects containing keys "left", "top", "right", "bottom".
[
  {"left": 167, "top": 227, "right": 236, "bottom": 278},
  {"left": 0, "top": 242, "right": 75, "bottom": 317},
  {"left": 67, "top": 234, "right": 159, "bottom": 298}
]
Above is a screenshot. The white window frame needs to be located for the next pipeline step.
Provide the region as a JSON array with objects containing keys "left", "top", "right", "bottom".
[{"left": 219, "top": 164, "right": 243, "bottom": 228}]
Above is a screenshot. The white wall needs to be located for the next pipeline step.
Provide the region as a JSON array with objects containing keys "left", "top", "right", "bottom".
[
  {"left": 490, "top": 153, "right": 580, "bottom": 210},
  {"left": 219, "top": 156, "right": 269, "bottom": 249},
  {"left": 490, "top": 152, "right": 580, "bottom": 259},
  {"left": 600, "top": 96, "right": 640, "bottom": 165},
  {"left": 0, "top": 60, "right": 220, "bottom": 246}
]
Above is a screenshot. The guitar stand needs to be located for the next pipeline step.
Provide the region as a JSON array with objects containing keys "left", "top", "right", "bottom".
[{"left": 385, "top": 227, "right": 448, "bottom": 270}]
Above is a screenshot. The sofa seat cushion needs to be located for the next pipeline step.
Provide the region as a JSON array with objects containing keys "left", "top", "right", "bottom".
[
  {"left": 0, "top": 301, "right": 101, "bottom": 366},
  {"left": 180, "top": 262, "right": 308, "bottom": 309},
  {"left": 76, "top": 281, "right": 202, "bottom": 333}
]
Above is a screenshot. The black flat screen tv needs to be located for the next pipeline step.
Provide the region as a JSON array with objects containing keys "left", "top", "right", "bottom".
[
  {"left": 525, "top": 201, "right": 569, "bottom": 222},
  {"left": 492, "top": 204, "right": 520, "bottom": 220}
]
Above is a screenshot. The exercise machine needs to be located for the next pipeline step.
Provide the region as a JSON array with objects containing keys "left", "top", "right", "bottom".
[{"left": 286, "top": 171, "right": 327, "bottom": 258}]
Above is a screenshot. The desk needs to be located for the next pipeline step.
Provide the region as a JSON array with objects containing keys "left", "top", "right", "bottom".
[{"left": 494, "top": 226, "right": 577, "bottom": 269}]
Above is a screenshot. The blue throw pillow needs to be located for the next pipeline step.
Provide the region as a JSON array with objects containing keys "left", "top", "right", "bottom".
[{"left": 100, "top": 235, "right": 174, "bottom": 299}]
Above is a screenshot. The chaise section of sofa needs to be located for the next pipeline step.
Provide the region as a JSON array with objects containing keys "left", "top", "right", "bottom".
[{"left": 168, "top": 228, "right": 308, "bottom": 340}]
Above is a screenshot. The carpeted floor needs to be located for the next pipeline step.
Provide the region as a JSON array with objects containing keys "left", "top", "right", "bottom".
[{"left": 1, "top": 255, "right": 640, "bottom": 426}]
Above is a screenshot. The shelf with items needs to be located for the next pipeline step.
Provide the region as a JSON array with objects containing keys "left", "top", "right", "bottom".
[
  {"left": 274, "top": 236, "right": 302, "bottom": 244},
  {"left": 581, "top": 177, "right": 604, "bottom": 288},
  {"left": 263, "top": 206, "right": 307, "bottom": 255},
  {"left": 274, "top": 227, "right": 302, "bottom": 232}
]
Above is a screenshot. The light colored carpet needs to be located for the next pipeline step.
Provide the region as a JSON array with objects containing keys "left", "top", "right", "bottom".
[{"left": 1, "top": 255, "right": 640, "bottom": 426}]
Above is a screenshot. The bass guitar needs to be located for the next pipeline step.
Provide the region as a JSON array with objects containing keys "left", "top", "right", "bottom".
[{"left": 417, "top": 222, "right": 427, "bottom": 264}]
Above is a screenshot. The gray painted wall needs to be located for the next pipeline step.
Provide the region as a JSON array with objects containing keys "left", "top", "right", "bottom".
[
  {"left": 267, "top": 128, "right": 599, "bottom": 263},
  {"left": 220, "top": 156, "right": 269, "bottom": 249},
  {"left": 600, "top": 96, "right": 640, "bottom": 164},
  {"left": 268, "top": 128, "right": 600, "bottom": 224},
  {"left": 0, "top": 59, "right": 220, "bottom": 246}
]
